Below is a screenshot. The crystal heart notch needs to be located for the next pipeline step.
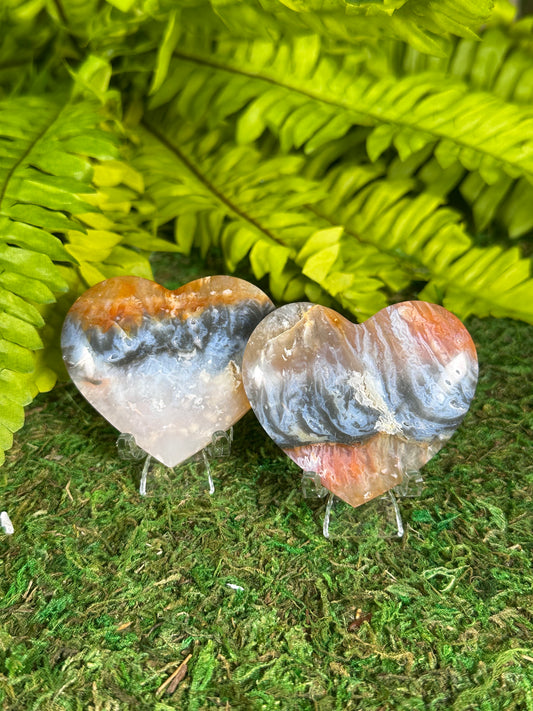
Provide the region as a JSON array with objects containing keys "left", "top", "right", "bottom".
[
  {"left": 61, "top": 275, "right": 274, "bottom": 467},
  {"left": 242, "top": 301, "right": 478, "bottom": 508}
]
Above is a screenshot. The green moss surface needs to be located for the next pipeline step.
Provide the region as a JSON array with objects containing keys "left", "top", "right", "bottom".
[{"left": 1, "top": 253, "right": 532, "bottom": 710}]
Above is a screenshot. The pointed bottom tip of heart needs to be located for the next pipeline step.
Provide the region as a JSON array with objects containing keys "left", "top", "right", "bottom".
[{"left": 285, "top": 433, "right": 441, "bottom": 508}]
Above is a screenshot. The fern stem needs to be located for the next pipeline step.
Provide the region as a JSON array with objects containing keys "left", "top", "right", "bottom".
[
  {"left": 141, "top": 118, "right": 287, "bottom": 248},
  {"left": 172, "top": 50, "right": 342, "bottom": 110}
]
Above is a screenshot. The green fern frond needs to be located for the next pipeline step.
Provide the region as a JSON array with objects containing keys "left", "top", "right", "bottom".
[
  {"left": 365, "top": 24, "right": 533, "bottom": 238},
  {"left": 0, "top": 93, "right": 157, "bottom": 463},
  {"left": 305, "top": 146, "right": 533, "bottom": 322},
  {"left": 0, "top": 95, "right": 73, "bottom": 461},
  {"left": 154, "top": 27, "right": 533, "bottom": 239},
  {"left": 44, "top": 0, "right": 139, "bottom": 46},
  {"left": 151, "top": 31, "right": 533, "bottom": 195},
  {"left": 136, "top": 111, "right": 533, "bottom": 325},
  {"left": 40, "top": 0, "right": 222, "bottom": 63},
  {"left": 3, "top": 0, "right": 46, "bottom": 18}
]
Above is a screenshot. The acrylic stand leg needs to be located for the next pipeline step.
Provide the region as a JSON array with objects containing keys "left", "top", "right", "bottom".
[
  {"left": 202, "top": 450, "right": 215, "bottom": 495},
  {"left": 300, "top": 469, "right": 422, "bottom": 539},
  {"left": 139, "top": 455, "right": 151, "bottom": 497},
  {"left": 386, "top": 490, "right": 404, "bottom": 538},
  {"left": 116, "top": 429, "right": 233, "bottom": 497},
  {"left": 322, "top": 493, "right": 335, "bottom": 539},
  {"left": 300, "top": 470, "right": 335, "bottom": 539},
  {"left": 195, "top": 427, "right": 233, "bottom": 495}
]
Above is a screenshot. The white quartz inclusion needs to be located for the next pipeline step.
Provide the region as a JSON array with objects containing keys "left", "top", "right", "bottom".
[{"left": 347, "top": 371, "right": 403, "bottom": 435}]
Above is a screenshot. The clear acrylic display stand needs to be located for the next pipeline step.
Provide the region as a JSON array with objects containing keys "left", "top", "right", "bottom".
[
  {"left": 117, "top": 428, "right": 233, "bottom": 497},
  {"left": 301, "top": 469, "right": 425, "bottom": 538}
]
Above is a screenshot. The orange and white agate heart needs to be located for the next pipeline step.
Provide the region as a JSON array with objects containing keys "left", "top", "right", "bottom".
[
  {"left": 242, "top": 301, "right": 478, "bottom": 508},
  {"left": 61, "top": 275, "right": 274, "bottom": 467}
]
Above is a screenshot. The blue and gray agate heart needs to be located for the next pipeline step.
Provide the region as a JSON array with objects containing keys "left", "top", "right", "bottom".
[
  {"left": 61, "top": 275, "right": 274, "bottom": 467},
  {"left": 242, "top": 301, "right": 478, "bottom": 508}
]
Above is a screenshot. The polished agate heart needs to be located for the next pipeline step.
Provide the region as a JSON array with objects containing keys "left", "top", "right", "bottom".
[
  {"left": 61, "top": 275, "right": 274, "bottom": 467},
  {"left": 242, "top": 301, "right": 478, "bottom": 508}
]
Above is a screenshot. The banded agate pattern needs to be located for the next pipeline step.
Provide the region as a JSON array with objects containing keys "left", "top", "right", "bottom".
[
  {"left": 62, "top": 275, "right": 274, "bottom": 467},
  {"left": 242, "top": 301, "right": 478, "bottom": 508}
]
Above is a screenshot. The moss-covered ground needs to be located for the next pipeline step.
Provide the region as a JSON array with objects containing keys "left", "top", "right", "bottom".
[{"left": 1, "top": 253, "right": 532, "bottom": 710}]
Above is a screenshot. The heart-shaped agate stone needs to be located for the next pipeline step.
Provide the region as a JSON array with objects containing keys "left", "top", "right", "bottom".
[
  {"left": 61, "top": 275, "right": 274, "bottom": 467},
  {"left": 242, "top": 301, "right": 478, "bottom": 508}
]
